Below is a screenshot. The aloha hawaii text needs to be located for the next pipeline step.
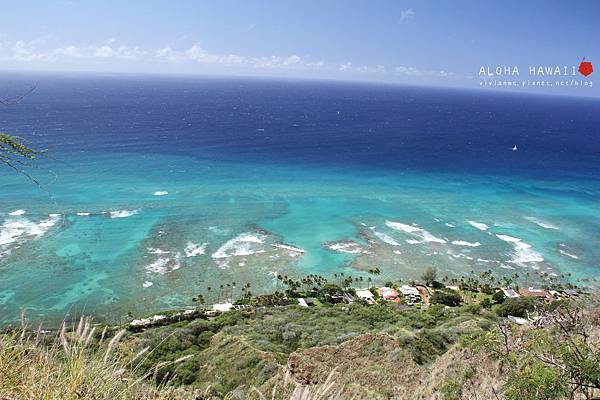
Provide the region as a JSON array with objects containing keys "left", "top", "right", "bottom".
[{"left": 479, "top": 65, "right": 580, "bottom": 77}]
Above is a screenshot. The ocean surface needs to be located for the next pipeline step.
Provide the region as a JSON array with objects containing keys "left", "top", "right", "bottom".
[{"left": 0, "top": 73, "right": 599, "bottom": 324}]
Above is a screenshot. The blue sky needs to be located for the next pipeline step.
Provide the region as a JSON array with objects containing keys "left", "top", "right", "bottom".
[{"left": 1, "top": 0, "right": 599, "bottom": 96}]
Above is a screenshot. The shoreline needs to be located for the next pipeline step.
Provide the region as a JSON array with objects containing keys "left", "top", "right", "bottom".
[{"left": 8, "top": 268, "right": 589, "bottom": 331}]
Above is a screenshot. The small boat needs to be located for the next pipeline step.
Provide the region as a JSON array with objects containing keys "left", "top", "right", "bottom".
[{"left": 512, "top": 145, "right": 518, "bottom": 151}]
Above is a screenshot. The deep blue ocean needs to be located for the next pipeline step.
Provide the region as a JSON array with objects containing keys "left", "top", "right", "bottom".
[{"left": 1, "top": 73, "right": 599, "bottom": 324}]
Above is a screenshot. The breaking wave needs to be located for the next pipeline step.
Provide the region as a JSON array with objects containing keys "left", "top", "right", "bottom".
[
  {"left": 185, "top": 241, "right": 207, "bottom": 257},
  {"left": 109, "top": 209, "right": 139, "bottom": 218},
  {"left": 385, "top": 220, "right": 446, "bottom": 244},
  {"left": 524, "top": 216, "right": 559, "bottom": 230},
  {"left": 468, "top": 221, "right": 489, "bottom": 231},
  {"left": 211, "top": 233, "right": 267, "bottom": 259}
]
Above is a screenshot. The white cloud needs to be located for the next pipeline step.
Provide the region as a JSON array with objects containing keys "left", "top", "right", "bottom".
[
  {"left": 395, "top": 65, "right": 452, "bottom": 77},
  {"left": 7, "top": 39, "right": 54, "bottom": 62},
  {"left": 93, "top": 45, "right": 116, "bottom": 58},
  {"left": 339, "top": 62, "right": 353, "bottom": 71},
  {"left": 158, "top": 43, "right": 323, "bottom": 70},
  {"left": 0, "top": 37, "right": 454, "bottom": 82},
  {"left": 53, "top": 45, "right": 83, "bottom": 58},
  {"left": 92, "top": 45, "right": 146, "bottom": 59},
  {"left": 399, "top": 9, "right": 416, "bottom": 22}
]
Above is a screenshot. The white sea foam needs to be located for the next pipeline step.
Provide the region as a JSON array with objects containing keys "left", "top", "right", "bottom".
[
  {"left": 559, "top": 249, "right": 579, "bottom": 260},
  {"left": 145, "top": 252, "right": 182, "bottom": 274},
  {"left": 372, "top": 230, "right": 401, "bottom": 246},
  {"left": 153, "top": 191, "right": 169, "bottom": 196},
  {"left": 37, "top": 214, "right": 61, "bottom": 230},
  {"left": 495, "top": 234, "right": 521, "bottom": 243},
  {"left": 142, "top": 281, "right": 153, "bottom": 288},
  {"left": 0, "top": 214, "right": 61, "bottom": 256},
  {"left": 109, "top": 209, "right": 139, "bottom": 218},
  {"left": 385, "top": 220, "right": 446, "bottom": 244},
  {"left": 326, "top": 241, "right": 365, "bottom": 254},
  {"left": 76, "top": 212, "right": 91, "bottom": 216},
  {"left": 496, "top": 234, "right": 544, "bottom": 265},
  {"left": 8, "top": 209, "right": 26, "bottom": 216},
  {"left": 451, "top": 240, "right": 482, "bottom": 247},
  {"left": 184, "top": 241, "right": 207, "bottom": 257},
  {"left": 385, "top": 221, "right": 421, "bottom": 233},
  {"left": 445, "top": 223, "right": 455, "bottom": 228},
  {"left": 147, "top": 247, "right": 171, "bottom": 255},
  {"left": 145, "top": 257, "right": 170, "bottom": 274},
  {"left": 211, "top": 233, "right": 266, "bottom": 259},
  {"left": 271, "top": 243, "right": 305, "bottom": 254},
  {"left": 0, "top": 220, "right": 39, "bottom": 246},
  {"left": 468, "top": 221, "right": 489, "bottom": 231},
  {"left": 524, "top": 216, "right": 559, "bottom": 230}
]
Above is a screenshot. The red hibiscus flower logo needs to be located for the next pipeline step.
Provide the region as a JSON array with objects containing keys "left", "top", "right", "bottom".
[{"left": 579, "top": 58, "right": 593, "bottom": 77}]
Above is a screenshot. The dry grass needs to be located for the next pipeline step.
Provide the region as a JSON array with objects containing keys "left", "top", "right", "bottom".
[
  {"left": 0, "top": 314, "right": 201, "bottom": 400},
  {"left": 249, "top": 369, "right": 348, "bottom": 400},
  {"left": 0, "top": 314, "right": 349, "bottom": 400}
]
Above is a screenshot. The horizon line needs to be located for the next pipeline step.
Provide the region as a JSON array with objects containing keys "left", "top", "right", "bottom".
[{"left": 1, "top": 67, "right": 598, "bottom": 101}]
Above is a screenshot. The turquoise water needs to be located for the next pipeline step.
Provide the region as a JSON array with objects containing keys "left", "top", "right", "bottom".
[{"left": 0, "top": 75, "right": 599, "bottom": 324}]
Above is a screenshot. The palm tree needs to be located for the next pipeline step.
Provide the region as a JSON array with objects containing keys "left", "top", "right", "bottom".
[{"left": 192, "top": 293, "right": 205, "bottom": 308}]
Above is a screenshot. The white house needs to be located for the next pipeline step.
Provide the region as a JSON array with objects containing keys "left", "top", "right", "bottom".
[
  {"left": 501, "top": 288, "right": 520, "bottom": 298},
  {"left": 297, "top": 298, "right": 309, "bottom": 307},
  {"left": 212, "top": 302, "right": 234, "bottom": 312},
  {"left": 355, "top": 289, "right": 376, "bottom": 304},
  {"left": 399, "top": 285, "right": 421, "bottom": 304}
]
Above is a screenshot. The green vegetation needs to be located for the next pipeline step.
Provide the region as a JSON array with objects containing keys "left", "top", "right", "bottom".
[
  {"left": 2, "top": 270, "right": 598, "bottom": 399},
  {"left": 129, "top": 302, "right": 494, "bottom": 395},
  {"left": 474, "top": 304, "right": 600, "bottom": 400},
  {"left": 431, "top": 290, "right": 463, "bottom": 307},
  {"left": 0, "top": 133, "right": 40, "bottom": 180},
  {"left": 421, "top": 266, "right": 438, "bottom": 286},
  {"left": 0, "top": 318, "right": 201, "bottom": 400},
  {"left": 495, "top": 296, "right": 537, "bottom": 318}
]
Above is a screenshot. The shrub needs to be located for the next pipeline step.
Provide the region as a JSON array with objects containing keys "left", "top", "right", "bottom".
[
  {"left": 492, "top": 290, "right": 506, "bottom": 304},
  {"left": 480, "top": 298, "right": 493, "bottom": 309},
  {"left": 495, "top": 297, "right": 537, "bottom": 318},
  {"left": 431, "top": 290, "right": 462, "bottom": 307}
]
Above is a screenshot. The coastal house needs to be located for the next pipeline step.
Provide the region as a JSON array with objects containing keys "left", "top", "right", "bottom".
[
  {"left": 399, "top": 285, "right": 421, "bottom": 305},
  {"left": 297, "top": 298, "right": 309, "bottom": 307},
  {"left": 564, "top": 289, "right": 579, "bottom": 297},
  {"left": 519, "top": 287, "right": 554, "bottom": 301},
  {"left": 355, "top": 289, "right": 376, "bottom": 304},
  {"left": 331, "top": 293, "right": 354, "bottom": 304},
  {"left": 501, "top": 288, "right": 521, "bottom": 298},
  {"left": 377, "top": 286, "right": 401, "bottom": 302},
  {"left": 212, "top": 302, "right": 234, "bottom": 312}
]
